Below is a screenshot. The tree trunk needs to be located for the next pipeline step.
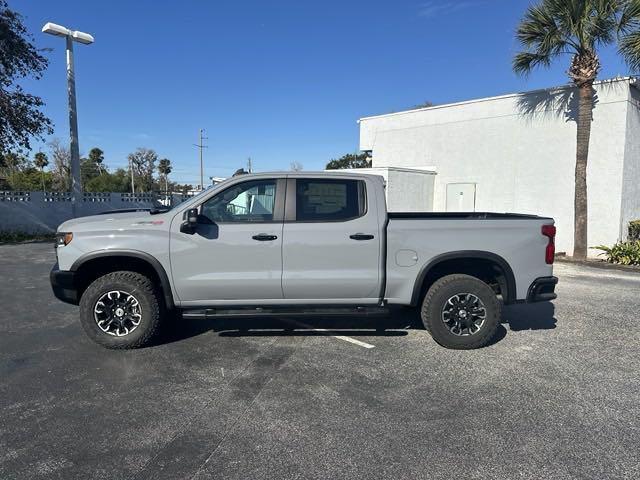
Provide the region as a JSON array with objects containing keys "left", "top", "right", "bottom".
[{"left": 573, "top": 83, "right": 594, "bottom": 260}]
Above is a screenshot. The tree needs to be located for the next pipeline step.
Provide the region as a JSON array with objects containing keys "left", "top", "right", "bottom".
[
  {"left": 49, "top": 139, "right": 71, "bottom": 191},
  {"left": 290, "top": 161, "right": 303, "bottom": 171},
  {"left": 411, "top": 101, "right": 435, "bottom": 110},
  {"left": 325, "top": 152, "right": 372, "bottom": 170},
  {"left": 7, "top": 167, "right": 53, "bottom": 191},
  {"left": 80, "top": 156, "right": 101, "bottom": 185},
  {"left": 513, "top": 0, "right": 640, "bottom": 259},
  {"left": 34, "top": 151, "right": 48, "bottom": 191},
  {"left": 157, "top": 158, "right": 172, "bottom": 194},
  {"left": 2, "top": 152, "right": 28, "bottom": 171},
  {"left": 88, "top": 148, "right": 105, "bottom": 174},
  {"left": 0, "top": 1, "right": 53, "bottom": 152},
  {"left": 127, "top": 148, "right": 158, "bottom": 192},
  {"left": 84, "top": 168, "right": 130, "bottom": 193}
]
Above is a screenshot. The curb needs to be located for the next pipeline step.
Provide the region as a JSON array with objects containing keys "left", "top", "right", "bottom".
[{"left": 555, "top": 256, "right": 640, "bottom": 273}]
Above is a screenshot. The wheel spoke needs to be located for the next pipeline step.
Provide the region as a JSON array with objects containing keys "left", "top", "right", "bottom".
[
  {"left": 93, "top": 290, "right": 143, "bottom": 337},
  {"left": 441, "top": 292, "right": 486, "bottom": 337}
]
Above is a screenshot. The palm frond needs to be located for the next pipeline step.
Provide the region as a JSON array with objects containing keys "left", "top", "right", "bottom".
[
  {"left": 513, "top": 52, "right": 553, "bottom": 76},
  {"left": 619, "top": 30, "right": 640, "bottom": 70},
  {"left": 586, "top": 0, "right": 619, "bottom": 47},
  {"left": 618, "top": 0, "right": 640, "bottom": 70},
  {"left": 619, "top": 0, "right": 640, "bottom": 34},
  {"left": 514, "top": 0, "right": 574, "bottom": 75}
]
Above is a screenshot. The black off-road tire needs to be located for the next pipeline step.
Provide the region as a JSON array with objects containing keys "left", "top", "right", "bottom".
[
  {"left": 421, "top": 274, "right": 501, "bottom": 350},
  {"left": 79, "top": 271, "right": 163, "bottom": 349}
]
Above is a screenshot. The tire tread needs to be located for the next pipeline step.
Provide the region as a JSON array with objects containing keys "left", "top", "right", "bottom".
[
  {"left": 421, "top": 274, "right": 501, "bottom": 350},
  {"left": 79, "top": 271, "right": 162, "bottom": 349}
]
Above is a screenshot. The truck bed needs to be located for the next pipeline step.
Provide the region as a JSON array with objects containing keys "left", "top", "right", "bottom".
[{"left": 385, "top": 214, "right": 555, "bottom": 305}]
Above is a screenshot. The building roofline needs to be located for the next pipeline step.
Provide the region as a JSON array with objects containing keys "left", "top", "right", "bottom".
[
  {"left": 337, "top": 166, "right": 437, "bottom": 175},
  {"left": 358, "top": 76, "right": 638, "bottom": 122}
]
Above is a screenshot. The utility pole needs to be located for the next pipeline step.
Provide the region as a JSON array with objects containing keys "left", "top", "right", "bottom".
[
  {"left": 247, "top": 157, "right": 252, "bottom": 173},
  {"left": 129, "top": 156, "right": 135, "bottom": 194},
  {"left": 193, "top": 129, "right": 208, "bottom": 190}
]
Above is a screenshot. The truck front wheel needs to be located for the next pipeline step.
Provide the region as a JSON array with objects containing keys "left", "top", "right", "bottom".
[
  {"left": 79, "top": 271, "right": 163, "bottom": 349},
  {"left": 421, "top": 274, "right": 501, "bottom": 350}
]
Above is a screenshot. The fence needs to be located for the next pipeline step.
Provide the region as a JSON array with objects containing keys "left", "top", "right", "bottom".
[{"left": 0, "top": 191, "right": 192, "bottom": 233}]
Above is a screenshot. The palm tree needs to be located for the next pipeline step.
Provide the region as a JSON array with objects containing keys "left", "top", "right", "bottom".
[
  {"left": 513, "top": 0, "right": 640, "bottom": 259},
  {"left": 34, "top": 152, "right": 49, "bottom": 191},
  {"left": 157, "top": 158, "right": 172, "bottom": 198},
  {"left": 88, "top": 148, "right": 105, "bottom": 175}
]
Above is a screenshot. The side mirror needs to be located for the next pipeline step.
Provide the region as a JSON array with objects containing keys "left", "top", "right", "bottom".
[{"left": 180, "top": 208, "right": 199, "bottom": 234}]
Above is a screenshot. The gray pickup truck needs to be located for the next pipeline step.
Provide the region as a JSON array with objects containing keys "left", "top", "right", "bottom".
[{"left": 51, "top": 171, "right": 557, "bottom": 350}]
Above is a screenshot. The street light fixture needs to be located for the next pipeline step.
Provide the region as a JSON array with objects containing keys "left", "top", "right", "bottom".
[{"left": 42, "top": 22, "right": 94, "bottom": 216}]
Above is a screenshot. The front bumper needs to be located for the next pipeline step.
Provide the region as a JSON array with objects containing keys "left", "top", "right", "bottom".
[
  {"left": 50, "top": 263, "right": 79, "bottom": 305},
  {"left": 526, "top": 276, "right": 558, "bottom": 303}
]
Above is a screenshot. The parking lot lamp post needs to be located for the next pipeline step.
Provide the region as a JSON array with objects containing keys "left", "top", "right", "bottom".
[{"left": 41, "top": 22, "right": 94, "bottom": 216}]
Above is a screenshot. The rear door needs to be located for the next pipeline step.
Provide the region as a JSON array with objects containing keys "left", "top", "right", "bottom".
[{"left": 281, "top": 177, "right": 382, "bottom": 303}]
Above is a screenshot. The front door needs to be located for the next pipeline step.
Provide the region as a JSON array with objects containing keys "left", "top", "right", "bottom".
[
  {"left": 281, "top": 177, "right": 382, "bottom": 303},
  {"left": 171, "top": 178, "right": 285, "bottom": 304}
]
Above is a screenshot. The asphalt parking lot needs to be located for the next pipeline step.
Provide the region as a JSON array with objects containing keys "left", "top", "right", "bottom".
[{"left": 1, "top": 243, "right": 639, "bottom": 480}]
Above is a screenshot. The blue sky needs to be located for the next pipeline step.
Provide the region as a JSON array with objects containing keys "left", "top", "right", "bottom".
[{"left": 17, "top": 0, "right": 632, "bottom": 184}]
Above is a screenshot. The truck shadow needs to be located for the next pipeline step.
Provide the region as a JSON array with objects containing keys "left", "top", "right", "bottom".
[
  {"left": 158, "top": 302, "right": 556, "bottom": 347},
  {"left": 159, "top": 310, "right": 414, "bottom": 346},
  {"left": 503, "top": 302, "right": 557, "bottom": 331}
]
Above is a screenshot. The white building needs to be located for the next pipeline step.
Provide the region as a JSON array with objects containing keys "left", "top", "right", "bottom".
[
  {"left": 338, "top": 166, "right": 436, "bottom": 212},
  {"left": 359, "top": 77, "right": 640, "bottom": 256}
]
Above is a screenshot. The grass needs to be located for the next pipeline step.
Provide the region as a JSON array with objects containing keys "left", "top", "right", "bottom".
[{"left": 0, "top": 231, "right": 55, "bottom": 244}]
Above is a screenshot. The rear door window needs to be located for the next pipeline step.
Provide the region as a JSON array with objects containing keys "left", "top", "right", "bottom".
[{"left": 295, "top": 179, "right": 366, "bottom": 222}]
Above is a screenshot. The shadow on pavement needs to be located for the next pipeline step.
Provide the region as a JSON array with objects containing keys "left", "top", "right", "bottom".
[
  {"left": 156, "top": 302, "right": 556, "bottom": 347},
  {"left": 157, "top": 309, "right": 415, "bottom": 346},
  {"left": 503, "top": 302, "right": 557, "bottom": 331}
]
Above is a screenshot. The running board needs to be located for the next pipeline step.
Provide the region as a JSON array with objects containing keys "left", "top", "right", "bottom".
[{"left": 181, "top": 305, "right": 389, "bottom": 319}]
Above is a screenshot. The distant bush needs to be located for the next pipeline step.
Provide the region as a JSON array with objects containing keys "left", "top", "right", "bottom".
[
  {"left": 0, "top": 231, "right": 55, "bottom": 244},
  {"left": 593, "top": 241, "right": 640, "bottom": 265},
  {"left": 629, "top": 220, "right": 640, "bottom": 241}
]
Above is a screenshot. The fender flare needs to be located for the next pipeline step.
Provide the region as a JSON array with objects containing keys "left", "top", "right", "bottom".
[
  {"left": 70, "top": 250, "right": 175, "bottom": 309},
  {"left": 410, "top": 250, "right": 516, "bottom": 306}
]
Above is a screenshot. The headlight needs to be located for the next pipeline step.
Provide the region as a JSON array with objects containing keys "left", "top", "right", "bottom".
[{"left": 56, "top": 232, "right": 73, "bottom": 247}]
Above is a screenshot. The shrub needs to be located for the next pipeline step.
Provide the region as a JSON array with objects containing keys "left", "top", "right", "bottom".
[
  {"left": 593, "top": 241, "right": 640, "bottom": 265},
  {"left": 629, "top": 220, "right": 640, "bottom": 241},
  {"left": 0, "top": 231, "right": 55, "bottom": 244}
]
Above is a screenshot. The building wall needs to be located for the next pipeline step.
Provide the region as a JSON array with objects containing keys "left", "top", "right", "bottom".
[
  {"left": 337, "top": 167, "right": 436, "bottom": 212},
  {"left": 360, "top": 78, "right": 636, "bottom": 256},
  {"left": 620, "top": 84, "right": 640, "bottom": 240}
]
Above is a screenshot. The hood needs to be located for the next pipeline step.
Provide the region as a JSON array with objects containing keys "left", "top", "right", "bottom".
[{"left": 57, "top": 210, "right": 160, "bottom": 232}]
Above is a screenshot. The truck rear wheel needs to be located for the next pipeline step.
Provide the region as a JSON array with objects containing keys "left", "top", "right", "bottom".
[
  {"left": 79, "top": 271, "right": 163, "bottom": 349},
  {"left": 421, "top": 274, "right": 501, "bottom": 350}
]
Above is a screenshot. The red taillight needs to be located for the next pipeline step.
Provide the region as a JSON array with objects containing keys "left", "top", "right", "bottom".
[{"left": 541, "top": 225, "right": 556, "bottom": 264}]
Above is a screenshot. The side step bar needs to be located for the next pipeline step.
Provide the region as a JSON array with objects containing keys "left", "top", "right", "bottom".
[{"left": 181, "top": 305, "right": 389, "bottom": 319}]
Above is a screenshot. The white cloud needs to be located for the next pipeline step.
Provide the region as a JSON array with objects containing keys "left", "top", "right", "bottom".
[
  {"left": 131, "top": 133, "right": 152, "bottom": 140},
  {"left": 419, "top": 0, "right": 482, "bottom": 18}
]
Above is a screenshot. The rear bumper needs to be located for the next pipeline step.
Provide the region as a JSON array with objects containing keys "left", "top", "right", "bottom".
[
  {"left": 50, "top": 263, "right": 79, "bottom": 305},
  {"left": 526, "top": 276, "right": 558, "bottom": 303}
]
